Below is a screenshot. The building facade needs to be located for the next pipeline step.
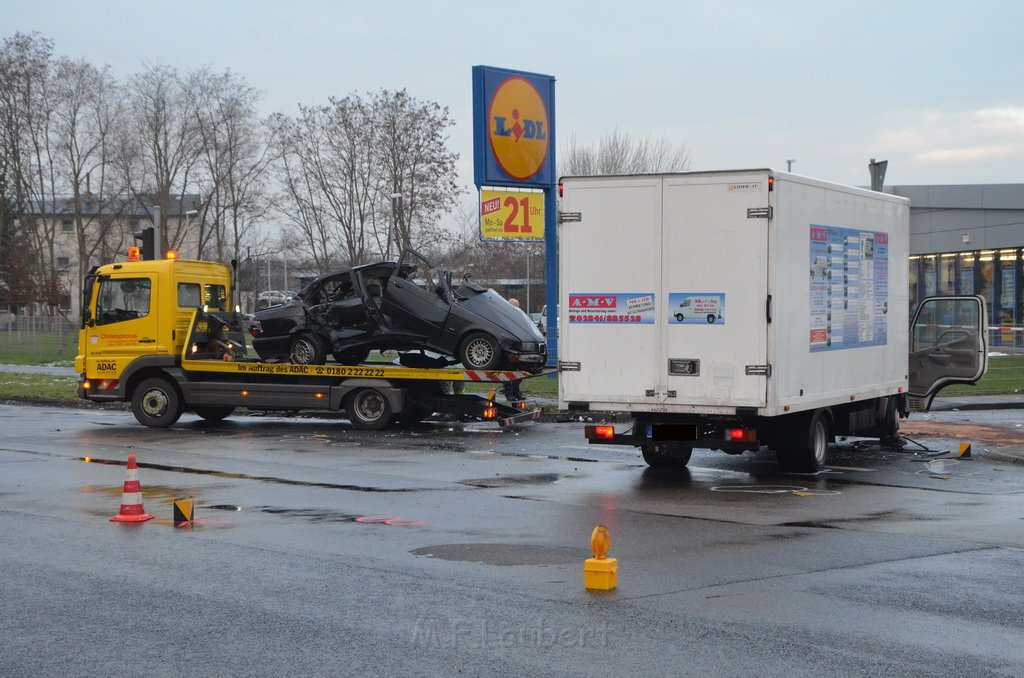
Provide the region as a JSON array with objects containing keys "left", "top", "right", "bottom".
[{"left": 888, "top": 183, "right": 1024, "bottom": 347}]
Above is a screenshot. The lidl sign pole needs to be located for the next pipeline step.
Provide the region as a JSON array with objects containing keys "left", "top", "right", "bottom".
[{"left": 472, "top": 65, "right": 557, "bottom": 365}]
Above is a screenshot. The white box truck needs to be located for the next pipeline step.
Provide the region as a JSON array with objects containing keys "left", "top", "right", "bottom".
[{"left": 558, "top": 170, "right": 988, "bottom": 471}]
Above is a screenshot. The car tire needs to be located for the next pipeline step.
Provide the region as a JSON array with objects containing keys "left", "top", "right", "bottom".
[
  {"left": 674, "top": 313, "right": 684, "bottom": 321},
  {"left": 131, "top": 377, "right": 184, "bottom": 428},
  {"left": 346, "top": 387, "right": 393, "bottom": 430},
  {"left": 459, "top": 332, "right": 501, "bottom": 370},
  {"left": 289, "top": 333, "right": 327, "bottom": 365},
  {"left": 192, "top": 406, "right": 235, "bottom": 422},
  {"left": 707, "top": 314, "right": 716, "bottom": 323},
  {"left": 333, "top": 349, "right": 370, "bottom": 365}
]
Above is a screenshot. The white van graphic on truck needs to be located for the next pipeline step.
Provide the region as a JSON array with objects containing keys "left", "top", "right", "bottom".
[{"left": 668, "top": 293, "right": 725, "bottom": 324}]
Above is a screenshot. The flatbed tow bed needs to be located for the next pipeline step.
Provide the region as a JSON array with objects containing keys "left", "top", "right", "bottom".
[{"left": 80, "top": 306, "right": 545, "bottom": 429}]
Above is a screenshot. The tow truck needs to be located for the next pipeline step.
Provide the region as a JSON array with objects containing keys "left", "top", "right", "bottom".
[{"left": 74, "top": 251, "right": 542, "bottom": 429}]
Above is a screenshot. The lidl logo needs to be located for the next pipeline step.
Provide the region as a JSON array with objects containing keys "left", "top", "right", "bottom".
[{"left": 488, "top": 77, "right": 549, "bottom": 181}]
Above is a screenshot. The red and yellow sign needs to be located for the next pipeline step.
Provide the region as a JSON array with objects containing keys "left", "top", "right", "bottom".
[
  {"left": 487, "top": 77, "right": 550, "bottom": 181},
  {"left": 479, "top": 188, "right": 545, "bottom": 241}
]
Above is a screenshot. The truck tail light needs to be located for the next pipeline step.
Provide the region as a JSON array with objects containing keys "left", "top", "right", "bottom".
[
  {"left": 725, "top": 428, "right": 757, "bottom": 443},
  {"left": 585, "top": 425, "right": 616, "bottom": 440}
]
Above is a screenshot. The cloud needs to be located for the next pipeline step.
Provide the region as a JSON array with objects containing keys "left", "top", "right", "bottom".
[{"left": 878, "top": 106, "right": 1024, "bottom": 166}]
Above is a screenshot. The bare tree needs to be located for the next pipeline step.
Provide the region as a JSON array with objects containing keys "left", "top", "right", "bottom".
[
  {"left": 561, "top": 128, "right": 691, "bottom": 176},
  {"left": 272, "top": 89, "right": 462, "bottom": 271},
  {"left": 52, "top": 57, "right": 125, "bottom": 308},
  {"left": 372, "top": 89, "right": 461, "bottom": 258},
  {"left": 121, "top": 63, "right": 201, "bottom": 253},
  {"left": 0, "top": 32, "right": 65, "bottom": 313},
  {"left": 189, "top": 68, "right": 275, "bottom": 263},
  {"left": 269, "top": 108, "right": 344, "bottom": 274}
]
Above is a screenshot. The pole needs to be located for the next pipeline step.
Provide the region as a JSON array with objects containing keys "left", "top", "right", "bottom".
[
  {"left": 152, "top": 206, "right": 162, "bottom": 259},
  {"left": 526, "top": 249, "right": 531, "bottom": 312}
]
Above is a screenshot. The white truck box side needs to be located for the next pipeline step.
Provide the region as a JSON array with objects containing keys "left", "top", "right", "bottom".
[
  {"left": 558, "top": 170, "right": 910, "bottom": 416},
  {"left": 768, "top": 174, "right": 909, "bottom": 416}
]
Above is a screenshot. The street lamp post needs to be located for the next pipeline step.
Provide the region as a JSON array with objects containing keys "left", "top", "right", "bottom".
[{"left": 390, "top": 193, "right": 403, "bottom": 259}]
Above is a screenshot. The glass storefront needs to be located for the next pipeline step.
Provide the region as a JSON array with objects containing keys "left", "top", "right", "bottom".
[{"left": 909, "top": 247, "right": 1022, "bottom": 347}]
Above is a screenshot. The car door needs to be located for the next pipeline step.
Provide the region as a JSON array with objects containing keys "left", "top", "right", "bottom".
[
  {"left": 908, "top": 295, "right": 988, "bottom": 410},
  {"left": 309, "top": 271, "right": 373, "bottom": 342},
  {"left": 380, "top": 251, "right": 450, "bottom": 342}
]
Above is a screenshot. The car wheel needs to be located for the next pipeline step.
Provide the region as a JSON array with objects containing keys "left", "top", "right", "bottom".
[
  {"left": 333, "top": 349, "right": 370, "bottom": 365},
  {"left": 192, "top": 406, "right": 235, "bottom": 422},
  {"left": 346, "top": 387, "right": 393, "bottom": 430},
  {"left": 289, "top": 333, "right": 326, "bottom": 365},
  {"left": 459, "top": 332, "right": 501, "bottom": 370},
  {"left": 707, "top": 314, "right": 716, "bottom": 323},
  {"left": 674, "top": 313, "right": 684, "bottom": 321},
  {"left": 131, "top": 377, "right": 184, "bottom": 428}
]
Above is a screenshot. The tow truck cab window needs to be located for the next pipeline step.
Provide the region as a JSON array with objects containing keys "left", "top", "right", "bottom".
[
  {"left": 178, "top": 283, "right": 202, "bottom": 307},
  {"left": 96, "top": 277, "right": 151, "bottom": 325},
  {"left": 178, "top": 282, "right": 227, "bottom": 309}
]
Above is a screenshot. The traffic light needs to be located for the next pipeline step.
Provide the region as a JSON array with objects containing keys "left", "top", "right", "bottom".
[{"left": 133, "top": 227, "right": 155, "bottom": 261}]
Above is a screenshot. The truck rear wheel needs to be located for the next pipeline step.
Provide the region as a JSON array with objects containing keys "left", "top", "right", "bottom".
[
  {"left": 641, "top": 442, "right": 693, "bottom": 468},
  {"left": 777, "top": 409, "right": 831, "bottom": 472},
  {"left": 346, "top": 387, "right": 393, "bottom": 430},
  {"left": 193, "top": 406, "right": 235, "bottom": 422},
  {"left": 132, "top": 377, "right": 184, "bottom": 428}
]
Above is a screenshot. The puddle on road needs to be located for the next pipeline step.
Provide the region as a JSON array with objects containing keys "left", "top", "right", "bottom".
[
  {"left": 79, "top": 456, "right": 428, "bottom": 493},
  {"left": 458, "top": 473, "right": 568, "bottom": 488},
  {"left": 411, "top": 543, "right": 584, "bottom": 566}
]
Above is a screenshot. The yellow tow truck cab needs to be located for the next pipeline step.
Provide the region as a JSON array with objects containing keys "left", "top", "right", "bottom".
[{"left": 76, "top": 254, "right": 540, "bottom": 429}]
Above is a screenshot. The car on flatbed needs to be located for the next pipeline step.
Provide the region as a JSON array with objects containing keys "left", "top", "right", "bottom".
[{"left": 250, "top": 249, "right": 547, "bottom": 371}]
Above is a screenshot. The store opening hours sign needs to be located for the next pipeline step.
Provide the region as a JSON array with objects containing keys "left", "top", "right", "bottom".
[{"left": 479, "top": 187, "right": 545, "bottom": 241}]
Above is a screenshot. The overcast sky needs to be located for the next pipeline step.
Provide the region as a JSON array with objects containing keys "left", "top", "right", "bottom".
[{"left": 7, "top": 0, "right": 1023, "bottom": 193}]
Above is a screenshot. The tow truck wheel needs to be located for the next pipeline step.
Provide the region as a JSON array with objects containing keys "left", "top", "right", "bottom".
[
  {"left": 346, "top": 387, "right": 393, "bottom": 430},
  {"left": 707, "top": 314, "right": 716, "bottom": 323},
  {"left": 289, "top": 333, "right": 326, "bottom": 365},
  {"left": 460, "top": 332, "right": 500, "bottom": 370},
  {"left": 193, "top": 406, "right": 235, "bottom": 422},
  {"left": 131, "top": 377, "right": 184, "bottom": 428},
  {"left": 641, "top": 443, "right": 693, "bottom": 468}
]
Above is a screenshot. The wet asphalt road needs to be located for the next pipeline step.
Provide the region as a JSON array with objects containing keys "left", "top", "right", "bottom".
[{"left": 2, "top": 402, "right": 1024, "bottom": 676}]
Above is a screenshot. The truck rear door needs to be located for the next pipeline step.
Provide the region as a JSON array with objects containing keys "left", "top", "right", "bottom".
[
  {"left": 559, "top": 176, "right": 664, "bottom": 405},
  {"left": 661, "top": 175, "right": 770, "bottom": 408}
]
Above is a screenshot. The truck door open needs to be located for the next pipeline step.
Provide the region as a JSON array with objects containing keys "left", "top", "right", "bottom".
[{"left": 908, "top": 295, "right": 988, "bottom": 410}]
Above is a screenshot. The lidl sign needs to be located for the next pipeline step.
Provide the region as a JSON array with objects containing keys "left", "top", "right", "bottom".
[{"left": 473, "top": 66, "right": 555, "bottom": 188}]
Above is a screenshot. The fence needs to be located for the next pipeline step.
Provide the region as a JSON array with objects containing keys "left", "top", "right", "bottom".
[
  {"left": 1, "top": 316, "right": 1021, "bottom": 395},
  {"left": 0, "top": 314, "right": 80, "bottom": 364}
]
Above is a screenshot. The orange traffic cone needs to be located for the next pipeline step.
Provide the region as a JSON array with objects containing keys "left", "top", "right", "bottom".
[{"left": 110, "top": 454, "right": 154, "bottom": 523}]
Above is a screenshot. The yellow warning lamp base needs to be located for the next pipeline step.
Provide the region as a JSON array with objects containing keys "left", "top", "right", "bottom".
[{"left": 584, "top": 557, "right": 618, "bottom": 591}]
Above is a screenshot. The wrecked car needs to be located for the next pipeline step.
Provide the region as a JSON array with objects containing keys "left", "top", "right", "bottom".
[{"left": 250, "top": 249, "right": 547, "bottom": 371}]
